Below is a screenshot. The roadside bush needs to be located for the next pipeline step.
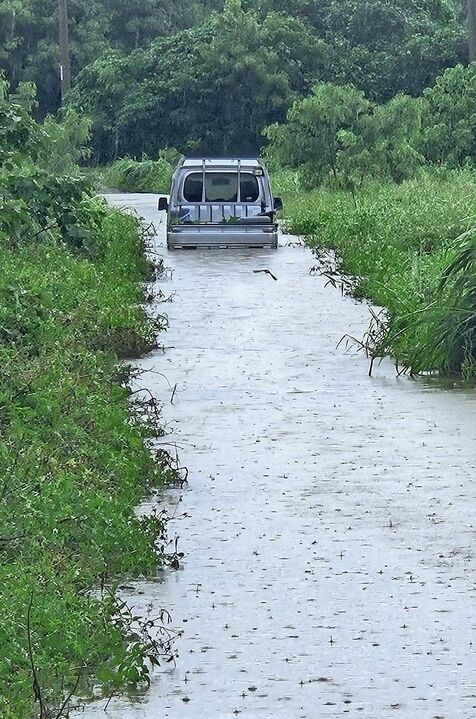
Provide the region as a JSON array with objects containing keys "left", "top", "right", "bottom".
[
  {"left": 102, "top": 150, "right": 180, "bottom": 192},
  {"left": 0, "top": 79, "right": 171, "bottom": 717},
  {"left": 436, "top": 228, "right": 476, "bottom": 377},
  {"left": 265, "top": 82, "right": 371, "bottom": 187},
  {"left": 0, "top": 207, "right": 170, "bottom": 718},
  {"left": 39, "top": 108, "right": 92, "bottom": 174}
]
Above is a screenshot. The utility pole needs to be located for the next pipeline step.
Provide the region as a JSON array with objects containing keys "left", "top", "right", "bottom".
[
  {"left": 58, "top": 0, "right": 71, "bottom": 104},
  {"left": 469, "top": 0, "right": 476, "bottom": 62}
]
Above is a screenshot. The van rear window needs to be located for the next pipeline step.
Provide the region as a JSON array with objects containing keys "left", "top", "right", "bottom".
[{"left": 182, "top": 173, "right": 259, "bottom": 203}]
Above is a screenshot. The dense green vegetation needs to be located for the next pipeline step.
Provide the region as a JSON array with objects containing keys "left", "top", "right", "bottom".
[
  {"left": 0, "top": 81, "right": 174, "bottom": 718},
  {"left": 264, "top": 53, "right": 476, "bottom": 378},
  {"left": 1, "top": 3, "right": 476, "bottom": 710},
  {"left": 265, "top": 63, "right": 476, "bottom": 187},
  {"left": 0, "top": 0, "right": 222, "bottom": 115},
  {"left": 69, "top": 0, "right": 469, "bottom": 160},
  {"left": 102, "top": 151, "right": 180, "bottom": 193},
  {"left": 0, "top": 0, "right": 469, "bottom": 158}
]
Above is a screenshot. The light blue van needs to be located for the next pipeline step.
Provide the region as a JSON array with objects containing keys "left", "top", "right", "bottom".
[{"left": 158, "top": 157, "right": 282, "bottom": 249}]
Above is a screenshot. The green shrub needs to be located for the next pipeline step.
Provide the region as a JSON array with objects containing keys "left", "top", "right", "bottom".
[
  {"left": 436, "top": 228, "right": 476, "bottom": 378},
  {"left": 0, "top": 205, "right": 172, "bottom": 717},
  {"left": 102, "top": 150, "right": 180, "bottom": 193}
]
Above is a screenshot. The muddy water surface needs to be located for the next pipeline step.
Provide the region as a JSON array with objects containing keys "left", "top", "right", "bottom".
[{"left": 77, "top": 194, "right": 475, "bottom": 718}]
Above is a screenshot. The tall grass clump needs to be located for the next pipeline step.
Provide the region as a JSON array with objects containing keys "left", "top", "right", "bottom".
[
  {"left": 436, "top": 229, "right": 476, "bottom": 378},
  {"left": 0, "top": 80, "right": 174, "bottom": 718},
  {"left": 282, "top": 168, "right": 476, "bottom": 377},
  {"left": 101, "top": 150, "right": 180, "bottom": 193}
]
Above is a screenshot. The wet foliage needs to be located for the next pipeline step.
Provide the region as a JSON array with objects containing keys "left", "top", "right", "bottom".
[
  {"left": 0, "top": 82, "right": 177, "bottom": 717},
  {"left": 101, "top": 151, "right": 181, "bottom": 194},
  {"left": 65, "top": 0, "right": 467, "bottom": 161},
  {"left": 0, "top": 0, "right": 223, "bottom": 115},
  {"left": 265, "top": 83, "right": 424, "bottom": 188}
]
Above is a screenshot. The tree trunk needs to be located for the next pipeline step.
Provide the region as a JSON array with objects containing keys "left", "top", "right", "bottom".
[
  {"left": 114, "top": 124, "right": 120, "bottom": 160},
  {"left": 58, "top": 0, "right": 71, "bottom": 104},
  {"left": 469, "top": 0, "right": 476, "bottom": 62},
  {"left": 8, "top": 9, "right": 16, "bottom": 40}
]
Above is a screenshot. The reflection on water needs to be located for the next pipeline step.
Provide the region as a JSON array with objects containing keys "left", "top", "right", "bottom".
[{"left": 419, "top": 374, "right": 476, "bottom": 394}]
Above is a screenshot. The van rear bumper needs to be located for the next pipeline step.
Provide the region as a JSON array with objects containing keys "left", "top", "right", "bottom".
[{"left": 167, "top": 225, "right": 278, "bottom": 249}]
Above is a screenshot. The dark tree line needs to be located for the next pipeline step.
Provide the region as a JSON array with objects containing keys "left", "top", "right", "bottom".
[
  {"left": 0, "top": 0, "right": 474, "bottom": 159},
  {"left": 469, "top": 0, "right": 476, "bottom": 59},
  {"left": 0, "top": 0, "right": 223, "bottom": 114}
]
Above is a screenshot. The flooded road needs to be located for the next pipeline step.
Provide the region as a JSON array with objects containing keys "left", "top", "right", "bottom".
[{"left": 77, "top": 193, "right": 475, "bottom": 718}]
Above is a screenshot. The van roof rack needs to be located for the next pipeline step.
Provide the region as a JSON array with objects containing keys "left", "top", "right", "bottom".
[
  {"left": 180, "top": 154, "right": 261, "bottom": 160},
  {"left": 177, "top": 156, "right": 265, "bottom": 169}
]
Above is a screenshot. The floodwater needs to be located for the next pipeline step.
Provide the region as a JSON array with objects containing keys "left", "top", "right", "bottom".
[{"left": 76, "top": 194, "right": 475, "bottom": 718}]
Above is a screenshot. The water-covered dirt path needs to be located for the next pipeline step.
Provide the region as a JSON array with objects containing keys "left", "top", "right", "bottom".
[{"left": 78, "top": 194, "right": 475, "bottom": 718}]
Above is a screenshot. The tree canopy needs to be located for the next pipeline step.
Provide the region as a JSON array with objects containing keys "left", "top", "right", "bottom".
[
  {"left": 0, "top": 0, "right": 472, "bottom": 163},
  {"left": 69, "top": 1, "right": 331, "bottom": 160},
  {"left": 0, "top": 0, "right": 222, "bottom": 114}
]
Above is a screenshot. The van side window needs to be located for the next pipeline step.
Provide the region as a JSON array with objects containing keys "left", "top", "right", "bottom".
[
  {"left": 240, "top": 174, "right": 259, "bottom": 202},
  {"left": 183, "top": 173, "right": 203, "bottom": 203}
]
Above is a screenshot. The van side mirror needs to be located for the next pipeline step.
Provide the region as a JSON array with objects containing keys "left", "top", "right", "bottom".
[
  {"left": 273, "top": 197, "right": 283, "bottom": 212},
  {"left": 158, "top": 196, "right": 169, "bottom": 212}
]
